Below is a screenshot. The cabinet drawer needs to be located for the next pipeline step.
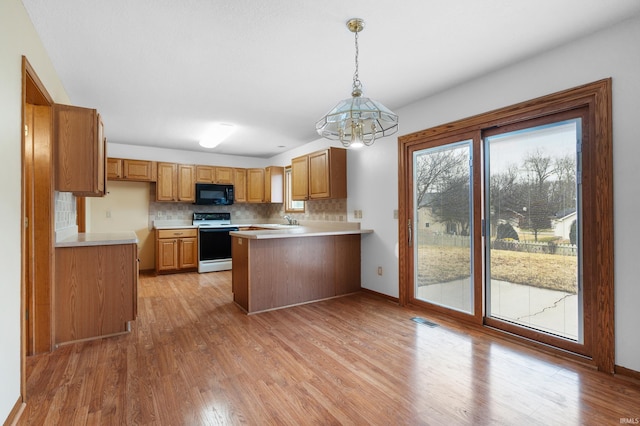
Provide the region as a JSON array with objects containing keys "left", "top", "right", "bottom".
[{"left": 157, "top": 229, "right": 197, "bottom": 239}]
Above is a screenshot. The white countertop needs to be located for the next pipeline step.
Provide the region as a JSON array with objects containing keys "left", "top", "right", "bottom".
[
  {"left": 230, "top": 226, "right": 373, "bottom": 240},
  {"left": 55, "top": 231, "right": 139, "bottom": 248}
]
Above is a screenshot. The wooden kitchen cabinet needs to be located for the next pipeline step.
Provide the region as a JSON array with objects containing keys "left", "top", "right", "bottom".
[
  {"left": 196, "top": 165, "right": 215, "bottom": 183},
  {"left": 178, "top": 164, "right": 196, "bottom": 201},
  {"left": 55, "top": 243, "right": 138, "bottom": 345},
  {"left": 215, "top": 167, "right": 234, "bottom": 184},
  {"left": 54, "top": 103, "right": 106, "bottom": 196},
  {"left": 264, "top": 166, "right": 284, "bottom": 203},
  {"left": 156, "top": 228, "right": 198, "bottom": 273},
  {"left": 107, "top": 157, "right": 122, "bottom": 179},
  {"left": 291, "top": 155, "right": 309, "bottom": 201},
  {"left": 308, "top": 147, "right": 347, "bottom": 199},
  {"left": 291, "top": 147, "right": 347, "bottom": 200},
  {"left": 156, "top": 162, "right": 195, "bottom": 202},
  {"left": 234, "top": 168, "right": 247, "bottom": 202},
  {"left": 108, "top": 158, "right": 156, "bottom": 181},
  {"left": 246, "top": 168, "right": 265, "bottom": 203}
]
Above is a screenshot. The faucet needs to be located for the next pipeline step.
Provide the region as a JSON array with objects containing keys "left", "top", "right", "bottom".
[{"left": 283, "top": 215, "right": 293, "bottom": 225}]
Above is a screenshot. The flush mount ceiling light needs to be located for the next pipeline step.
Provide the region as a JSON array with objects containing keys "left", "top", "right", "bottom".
[
  {"left": 315, "top": 18, "right": 398, "bottom": 148},
  {"left": 199, "top": 123, "right": 236, "bottom": 148}
]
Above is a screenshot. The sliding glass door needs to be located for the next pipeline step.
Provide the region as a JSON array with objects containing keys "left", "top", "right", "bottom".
[
  {"left": 413, "top": 141, "right": 474, "bottom": 314},
  {"left": 485, "top": 119, "right": 582, "bottom": 342},
  {"left": 399, "top": 79, "right": 615, "bottom": 365}
]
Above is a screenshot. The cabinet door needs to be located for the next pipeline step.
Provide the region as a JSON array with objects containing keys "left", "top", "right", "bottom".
[
  {"left": 177, "top": 164, "right": 196, "bottom": 202},
  {"left": 196, "top": 165, "right": 215, "bottom": 183},
  {"left": 157, "top": 238, "right": 178, "bottom": 271},
  {"left": 107, "top": 158, "right": 122, "bottom": 179},
  {"left": 179, "top": 237, "right": 198, "bottom": 269},
  {"left": 247, "top": 168, "right": 265, "bottom": 203},
  {"left": 234, "top": 168, "right": 247, "bottom": 203},
  {"left": 123, "top": 159, "right": 156, "bottom": 181},
  {"left": 309, "top": 150, "right": 331, "bottom": 199},
  {"left": 308, "top": 147, "right": 347, "bottom": 199},
  {"left": 54, "top": 103, "right": 106, "bottom": 196},
  {"left": 156, "top": 162, "right": 177, "bottom": 201},
  {"left": 215, "top": 167, "right": 234, "bottom": 184},
  {"left": 291, "top": 155, "right": 309, "bottom": 201}
]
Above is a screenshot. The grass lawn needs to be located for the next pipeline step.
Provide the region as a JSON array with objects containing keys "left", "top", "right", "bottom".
[{"left": 417, "top": 245, "right": 577, "bottom": 293}]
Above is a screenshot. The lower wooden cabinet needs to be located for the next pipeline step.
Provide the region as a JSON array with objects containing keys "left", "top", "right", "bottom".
[
  {"left": 55, "top": 243, "right": 138, "bottom": 345},
  {"left": 156, "top": 228, "right": 198, "bottom": 273}
]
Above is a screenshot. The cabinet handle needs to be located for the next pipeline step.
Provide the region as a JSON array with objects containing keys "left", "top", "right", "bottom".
[{"left": 174, "top": 232, "right": 183, "bottom": 236}]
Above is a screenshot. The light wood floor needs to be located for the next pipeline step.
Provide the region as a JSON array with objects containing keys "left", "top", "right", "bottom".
[{"left": 18, "top": 271, "right": 640, "bottom": 425}]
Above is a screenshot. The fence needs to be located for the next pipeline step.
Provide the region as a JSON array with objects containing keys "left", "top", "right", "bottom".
[{"left": 417, "top": 230, "right": 577, "bottom": 256}]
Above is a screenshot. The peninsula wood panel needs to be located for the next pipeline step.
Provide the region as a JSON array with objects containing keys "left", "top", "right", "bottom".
[
  {"left": 232, "top": 235, "right": 361, "bottom": 313},
  {"left": 55, "top": 243, "right": 137, "bottom": 344}
]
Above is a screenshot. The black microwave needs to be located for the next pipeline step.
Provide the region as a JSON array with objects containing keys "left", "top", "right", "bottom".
[{"left": 195, "top": 183, "right": 234, "bottom": 205}]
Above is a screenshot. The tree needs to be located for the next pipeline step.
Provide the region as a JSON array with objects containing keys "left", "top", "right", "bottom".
[
  {"left": 521, "top": 150, "right": 556, "bottom": 242},
  {"left": 415, "top": 149, "right": 467, "bottom": 208},
  {"left": 415, "top": 146, "right": 471, "bottom": 234}
]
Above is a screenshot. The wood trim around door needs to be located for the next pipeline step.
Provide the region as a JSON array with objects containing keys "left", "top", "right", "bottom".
[{"left": 22, "top": 56, "right": 55, "bottom": 410}]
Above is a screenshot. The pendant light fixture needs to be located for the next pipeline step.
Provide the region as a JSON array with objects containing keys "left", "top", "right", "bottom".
[{"left": 315, "top": 18, "right": 398, "bottom": 148}]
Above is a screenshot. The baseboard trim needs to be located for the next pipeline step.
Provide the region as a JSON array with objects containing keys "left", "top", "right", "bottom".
[
  {"left": 360, "top": 287, "right": 399, "bottom": 304},
  {"left": 615, "top": 364, "right": 640, "bottom": 384},
  {"left": 3, "top": 397, "right": 25, "bottom": 426}
]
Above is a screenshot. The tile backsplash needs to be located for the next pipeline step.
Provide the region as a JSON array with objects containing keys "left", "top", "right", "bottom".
[
  {"left": 148, "top": 183, "right": 346, "bottom": 227},
  {"left": 55, "top": 191, "right": 76, "bottom": 230}
]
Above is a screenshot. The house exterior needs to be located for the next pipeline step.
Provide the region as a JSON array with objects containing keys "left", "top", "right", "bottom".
[
  {"left": 2, "top": 0, "right": 640, "bottom": 421},
  {"left": 552, "top": 209, "right": 577, "bottom": 242}
]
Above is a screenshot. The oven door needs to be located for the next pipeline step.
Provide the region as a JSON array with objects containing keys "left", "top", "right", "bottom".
[{"left": 198, "top": 226, "right": 239, "bottom": 273}]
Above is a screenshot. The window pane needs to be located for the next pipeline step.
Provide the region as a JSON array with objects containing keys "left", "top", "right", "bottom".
[
  {"left": 413, "top": 140, "right": 473, "bottom": 314},
  {"left": 486, "top": 119, "right": 581, "bottom": 341}
]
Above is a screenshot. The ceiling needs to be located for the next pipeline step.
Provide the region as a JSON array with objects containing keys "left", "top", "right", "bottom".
[{"left": 21, "top": 0, "right": 640, "bottom": 158}]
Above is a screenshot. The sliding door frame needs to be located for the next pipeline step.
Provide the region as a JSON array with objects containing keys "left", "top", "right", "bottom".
[{"left": 398, "top": 79, "right": 613, "bottom": 372}]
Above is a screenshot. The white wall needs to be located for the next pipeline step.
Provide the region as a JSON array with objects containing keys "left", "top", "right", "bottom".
[
  {"left": 87, "top": 181, "right": 154, "bottom": 269},
  {"left": 0, "top": 0, "right": 70, "bottom": 420}
]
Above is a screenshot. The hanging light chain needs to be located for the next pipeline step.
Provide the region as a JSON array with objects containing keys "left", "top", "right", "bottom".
[{"left": 352, "top": 28, "right": 362, "bottom": 93}]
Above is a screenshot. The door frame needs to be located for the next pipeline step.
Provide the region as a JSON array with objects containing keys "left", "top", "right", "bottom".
[
  {"left": 398, "top": 79, "right": 614, "bottom": 372},
  {"left": 21, "top": 56, "right": 55, "bottom": 401}
]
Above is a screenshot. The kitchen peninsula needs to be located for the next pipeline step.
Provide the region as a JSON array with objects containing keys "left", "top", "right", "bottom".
[{"left": 230, "top": 224, "right": 372, "bottom": 314}]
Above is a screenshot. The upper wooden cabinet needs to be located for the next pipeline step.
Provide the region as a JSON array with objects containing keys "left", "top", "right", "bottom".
[
  {"left": 246, "top": 168, "right": 265, "bottom": 203},
  {"left": 292, "top": 147, "right": 347, "bottom": 200},
  {"left": 291, "top": 155, "right": 309, "bottom": 201},
  {"left": 215, "top": 167, "right": 234, "bottom": 184},
  {"left": 108, "top": 158, "right": 156, "bottom": 181},
  {"left": 107, "top": 157, "right": 122, "bottom": 179},
  {"left": 234, "top": 168, "right": 247, "bottom": 203},
  {"left": 196, "top": 165, "right": 234, "bottom": 184},
  {"left": 54, "top": 103, "right": 106, "bottom": 196},
  {"left": 265, "top": 166, "right": 284, "bottom": 203},
  {"left": 178, "top": 164, "right": 196, "bottom": 202},
  {"left": 156, "top": 162, "right": 195, "bottom": 202},
  {"left": 195, "top": 165, "right": 215, "bottom": 183}
]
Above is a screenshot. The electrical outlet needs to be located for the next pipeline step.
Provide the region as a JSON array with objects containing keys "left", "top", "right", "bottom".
[
  {"left": 394, "top": 209, "right": 398, "bottom": 219},
  {"left": 106, "top": 209, "right": 111, "bottom": 218},
  {"left": 377, "top": 266, "right": 383, "bottom": 276}
]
